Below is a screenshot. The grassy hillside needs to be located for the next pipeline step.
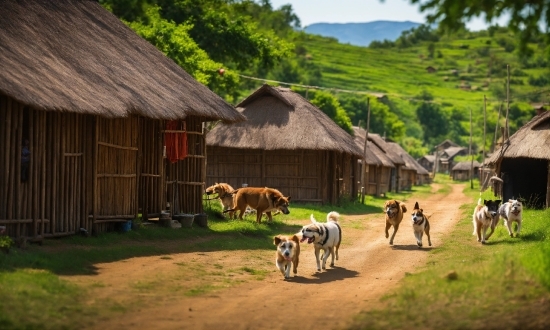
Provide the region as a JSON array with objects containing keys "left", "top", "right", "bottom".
[{"left": 289, "top": 28, "right": 548, "bottom": 153}]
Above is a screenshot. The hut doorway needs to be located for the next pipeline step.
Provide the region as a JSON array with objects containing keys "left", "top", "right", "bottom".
[{"left": 501, "top": 157, "right": 548, "bottom": 208}]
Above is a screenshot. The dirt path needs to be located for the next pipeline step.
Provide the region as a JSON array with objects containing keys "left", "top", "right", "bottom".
[{"left": 70, "top": 183, "right": 470, "bottom": 330}]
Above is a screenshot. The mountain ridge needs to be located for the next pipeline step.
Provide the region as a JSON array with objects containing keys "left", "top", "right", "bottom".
[{"left": 303, "top": 20, "right": 422, "bottom": 46}]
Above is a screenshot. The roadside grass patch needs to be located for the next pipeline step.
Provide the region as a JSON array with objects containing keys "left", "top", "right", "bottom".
[{"left": 349, "top": 190, "right": 550, "bottom": 330}]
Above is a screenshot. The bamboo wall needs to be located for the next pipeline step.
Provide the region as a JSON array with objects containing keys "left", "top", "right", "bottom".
[
  {"left": 365, "top": 165, "right": 391, "bottom": 196},
  {"left": 1, "top": 95, "right": 206, "bottom": 240},
  {"left": 206, "top": 147, "right": 358, "bottom": 204},
  {"left": 165, "top": 117, "right": 206, "bottom": 215}
]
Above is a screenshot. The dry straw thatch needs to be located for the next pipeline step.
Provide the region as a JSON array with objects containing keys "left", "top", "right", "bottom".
[
  {"left": 486, "top": 110, "right": 550, "bottom": 165},
  {"left": 0, "top": 0, "right": 244, "bottom": 123},
  {"left": 353, "top": 126, "right": 395, "bottom": 167},
  {"left": 207, "top": 84, "right": 362, "bottom": 156},
  {"left": 452, "top": 161, "right": 481, "bottom": 171}
]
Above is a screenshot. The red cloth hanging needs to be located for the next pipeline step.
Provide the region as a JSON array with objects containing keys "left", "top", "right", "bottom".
[{"left": 165, "top": 121, "right": 188, "bottom": 163}]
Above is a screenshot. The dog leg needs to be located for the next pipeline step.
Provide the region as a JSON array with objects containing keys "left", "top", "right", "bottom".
[
  {"left": 516, "top": 220, "right": 522, "bottom": 237},
  {"left": 285, "top": 263, "right": 291, "bottom": 279},
  {"left": 416, "top": 231, "right": 423, "bottom": 248},
  {"left": 389, "top": 223, "right": 399, "bottom": 245},
  {"left": 425, "top": 226, "right": 432, "bottom": 247},
  {"left": 481, "top": 225, "right": 488, "bottom": 244},
  {"left": 329, "top": 246, "right": 336, "bottom": 267},
  {"left": 321, "top": 248, "right": 330, "bottom": 270},
  {"left": 385, "top": 222, "right": 391, "bottom": 239},
  {"left": 276, "top": 260, "right": 286, "bottom": 277},
  {"left": 266, "top": 211, "right": 273, "bottom": 222},
  {"left": 475, "top": 221, "right": 482, "bottom": 242},
  {"left": 504, "top": 219, "right": 513, "bottom": 237},
  {"left": 314, "top": 248, "right": 321, "bottom": 271}
]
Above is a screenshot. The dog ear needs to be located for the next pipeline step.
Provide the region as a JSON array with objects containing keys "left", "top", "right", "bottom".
[
  {"left": 287, "top": 196, "right": 291, "bottom": 202},
  {"left": 291, "top": 234, "right": 300, "bottom": 244},
  {"left": 496, "top": 200, "right": 502, "bottom": 205},
  {"left": 274, "top": 236, "right": 282, "bottom": 245},
  {"left": 420, "top": 208, "right": 423, "bottom": 212},
  {"left": 414, "top": 202, "right": 419, "bottom": 209}
]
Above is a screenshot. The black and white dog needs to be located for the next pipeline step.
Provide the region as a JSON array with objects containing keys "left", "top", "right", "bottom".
[
  {"left": 473, "top": 199, "right": 501, "bottom": 244},
  {"left": 411, "top": 202, "right": 432, "bottom": 248},
  {"left": 499, "top": 199, "right": 523, "bottom": 237},
  {"left": 300, "top": 211, "right": 342, "bottom": 271}
]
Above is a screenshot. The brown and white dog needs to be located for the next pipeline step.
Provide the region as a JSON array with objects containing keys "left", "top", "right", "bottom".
[
  {"left": 411, "top": 202, "right": 432, "bottom": 248},
  {"left": 384, "top": 200, "right": 407, "bottom": 245},
  {"left": 224, "top": 187, "right": 290, "bottom": 224},
  {"left": 472, "top": 199, "right": 501, "bottom": 244},
  {"left": 499, "top": 199, "right": 523, "bottom": 237},
  {"left": 274, "top": 234, "right": 300, "bottom": 279},
  {"left": 205, "top": 183, "right": 236, "bottom": 219},
  {"left": 300, "top": 211, "right": 342, "bottom": 271}
]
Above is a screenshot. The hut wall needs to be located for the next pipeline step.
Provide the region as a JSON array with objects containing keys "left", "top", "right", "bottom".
[
  {"left": 1, "top": 96, "right": 94, "bottom": 240},
  {"left": 139, "top": 119, "right": 165, "bottom": 219},
  {"left": 207, "top": 147, "right": 357, "bottom": 204},
  {"left": 501, "top": 158, "right": 548, "bottom": 208},
  {"left": 165, "top": 117, "right": 206, "bottom": 215},
  {"left": 365, "top": 165, "right": 391, "bottom": 196}
]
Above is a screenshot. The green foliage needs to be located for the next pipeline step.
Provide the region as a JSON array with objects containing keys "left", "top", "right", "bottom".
[
  {"left": 308, "top": 90, "right": 353, "bottom": 133},
  {"left": 400, "top": 137, "right": 428, "bottom": 159}
]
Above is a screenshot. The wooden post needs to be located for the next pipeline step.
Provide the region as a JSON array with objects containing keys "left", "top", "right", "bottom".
[
  {"left": 505, "top": 64, "right": 510, "bottom": 141},
  {"left": 493, "top": 102, "right": 502, "bottom": 152},
  {"left": 360, "top": 98, "right": 370, "bottom": 203},
  {"left": 547, "top": 161, "right": 550, "bottom": 209},
  {"left": 469, "top": 107, "right": 473, "bottom": 189},
  {"left": 482, "top": 95, "right": 487, "bottom": 183}
]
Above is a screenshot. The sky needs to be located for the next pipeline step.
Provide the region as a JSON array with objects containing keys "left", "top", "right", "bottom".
[{"left": 269, "top": 0, "right": 508, "bottom": 31}]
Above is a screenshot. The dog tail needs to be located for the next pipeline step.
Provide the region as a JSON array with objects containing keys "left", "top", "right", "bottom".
[
  {"left": 310, "top": 214, "right": 317, "bottom": 223},
  {"left": 400, "top": 203, "right": 407, "bottom": 213},
  {"left": 327, "top": 211, "right": 340, "bottom": 222}
]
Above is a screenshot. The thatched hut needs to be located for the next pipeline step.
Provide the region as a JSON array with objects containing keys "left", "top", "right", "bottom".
[
  {"left": 364, "top": 134, "right": 407, "bottom": 192},
  {"left": 353, "top": 127, "right": 394, "bottom": 196},
  {"left": 206, "top": 84, "right": 363, "bottom": 204},
  {"left": 417, "top": 155, "right": 435, "bottom": 172},
  {"left": 384, "top": 142, "right": 420, "bottom": 190},
  {"left": 398, "top": 149, "right": 431, "bottom": 185},
  {"left": 485, "top": 110, "right": 550, "bottom": 208},
  {"left": 451, "top": 161, "right": 481, "bottom": 181},
  {"left": 0, "top": 0, "right": 244, "bottom": 241}
]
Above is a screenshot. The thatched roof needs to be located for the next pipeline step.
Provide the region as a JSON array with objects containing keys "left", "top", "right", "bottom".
[
  {"left": 0, "top": 0, "right": 244, "bottom": 122},
  {"left": 353, "top": 127, "right": 395, "bottom": 167},
  {"left": 386, "top": 142, "right": 430, "bottom": 175},
  {"left": 435, "top": 139, "right": 459, "bottom": 149},
  {"left": 206, "top": 84, "right": 362, "bottom": 156},
  {"left": 442, "top": 146, "right": 467, "bottom": 159},
  {"left": 365, "top": 133, "right": 405, "bottom": 166},
  {"left": 486, "top": 110, "right": 550, "bottom": 165},
  {"left": 418, "top": 155, "right": 435, "bottom": 163},
  {"left": 452, "top": 161, "right": 481, "bottom": 171}
]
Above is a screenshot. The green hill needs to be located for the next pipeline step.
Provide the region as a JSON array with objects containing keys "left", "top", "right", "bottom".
[{"left": 276, "top": 27, "right": 549, "bottom": 157}]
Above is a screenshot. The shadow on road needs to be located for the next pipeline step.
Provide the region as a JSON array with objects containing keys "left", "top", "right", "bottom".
[{"left": 287, "top": 266, "right": 359, "bottom": 284}]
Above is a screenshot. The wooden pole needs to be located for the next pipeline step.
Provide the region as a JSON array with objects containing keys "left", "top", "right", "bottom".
[
  {"left": 470, "top": 107, "right": 474, "bottom": 190},
  {"left": 493, "top": 102, "right": 502, "bottom": 152},
  {"left": 482, "top": 95, "right": 487, "bottom": 184},
  {"left": 360, "top": 98, "right": 370, "bottom": 203},
  {"left": 505, "top": 64, "right": 510, "bottom": 141}
]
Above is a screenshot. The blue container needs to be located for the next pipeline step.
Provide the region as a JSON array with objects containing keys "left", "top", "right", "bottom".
[{"left": 120, "top": 220, "right": 132, "bottom": 232}]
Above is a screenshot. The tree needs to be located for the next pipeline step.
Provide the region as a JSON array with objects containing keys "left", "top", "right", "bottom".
[
  {"left": 309, "top": 91, "right": 353, "bottom": 134},
  {"left": 416, "top": 102, "right": 449, "bottom": 145},
  {"left": 407, "top": 0, "right": 549, "bottom": 54}
]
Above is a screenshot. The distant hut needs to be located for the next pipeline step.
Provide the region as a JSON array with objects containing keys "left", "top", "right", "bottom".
[
  {"left": 353, "top": 127, "right": 394, "bottom": 196},
  {"left": 451, "top": 161, "right": 481, "bottom": 181},
  {"left": 426, "top": 66, "right": 437, "bottom": 73},
  {"left": 366, "top": 134, "right": 407, "bottom": 192},
  {"left": 486, "top": 110, "right": 550, "bottom": 208},
  {"left": 206, "top": 84, "right": 362, "bottom": 204},
  {"left": 417, "top": 155, "right": 435, "bottom": 172},
  {"left": 0, "top": 0, "right": 244, "bottom": 241},
  {"left": 385, "top": 142, "right": 419, "bottom": 190},
  {"left": 438, "top": 146, "right": 468, "bottom": 173},
  {"left": 398, "top": 150, "right": 431, "bottom": 185}
]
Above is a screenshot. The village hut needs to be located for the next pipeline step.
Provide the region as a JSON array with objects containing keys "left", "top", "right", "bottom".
[
  {"left": 384, "top": 142, "right": 422, "bottom": 190},
  {"left": 451, "top": 161, "right": 481, "bottom": 181},
  {"left": 365, "top": 134, "right": 407, "bottom": 192},
  {"left": 0, "top": 0, "right": 244, "bottom": 241},
  {"left": 417, "top": 154, "right": 435, "bottom": 172},
  {"left": 206, "top": 84, "right": 363, "bottom": 204},
  {"left": 353, "top": 127, "right": 395, "bottom": 196},
  {"left": 485, "top": 110, "right": 550, "bottom": 208},
  {"left": 398, "top": 150, "right": 431, "bottom": 185},
  {"left": 437, "top": 146, "right": 468, "bottom": 173}
]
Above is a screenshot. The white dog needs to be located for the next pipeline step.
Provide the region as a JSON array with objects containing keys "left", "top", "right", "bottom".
[
  {"left": 274, "top": 234, "right": 300, "bottom": 279},
  {"left": 499, "top": 199, "right": 523, "bottom": 237},
  {"left": 300, "top": 211, "right": 342, "bottom": 271},
  {"left": 473, "top": 199, "right": 501, "bottom": 244}
]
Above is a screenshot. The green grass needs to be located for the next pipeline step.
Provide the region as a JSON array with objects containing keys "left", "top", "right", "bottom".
[{"left": 349, "top": 187, "right": 550, "bottom": 329}]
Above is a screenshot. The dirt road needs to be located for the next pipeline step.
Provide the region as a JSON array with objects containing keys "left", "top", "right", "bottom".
[{"left": 71, "top": 183, "right": 470, "bottom": 330}]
